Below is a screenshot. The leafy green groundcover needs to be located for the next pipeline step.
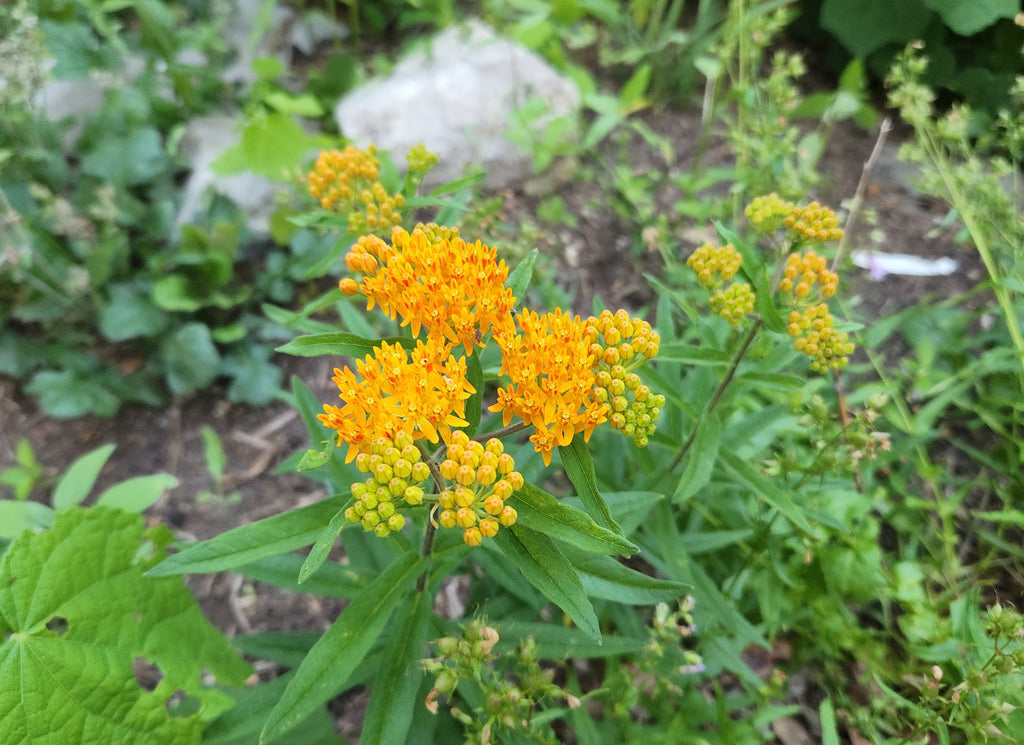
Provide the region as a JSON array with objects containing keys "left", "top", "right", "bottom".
[{"left": 0, "top": 508, "right": 251, "bottom": 745}]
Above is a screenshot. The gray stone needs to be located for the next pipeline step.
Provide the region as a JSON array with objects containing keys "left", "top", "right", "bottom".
[
  {"left": 334, "top": 19, "right": 580, "bottom": 189},
  {"left": 175, "top": 115, "right": 281, "bottom": 238}
]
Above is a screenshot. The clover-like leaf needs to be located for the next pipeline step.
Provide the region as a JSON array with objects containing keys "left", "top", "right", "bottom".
[{"left": 0, "top": 508, "right": 251, "bottom": 745}]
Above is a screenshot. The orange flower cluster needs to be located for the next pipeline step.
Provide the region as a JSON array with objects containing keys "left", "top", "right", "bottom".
[
  {"left": 686, "top": 242, "right": 743, "bottom": 288},
  {"left": 786, "top": 304, "right": 855, "bottom": 372},
  {"left": 491, "top": 309, "right": 608, "bottom": 466},
  {"left": 785, "top": 201, "right": 843, "bottom": 244},
  {"left": 339, "top": 224, "right": 516, "bottom": 355},
  {"left": 779, "top": 250, "right": 838, "bottom": 299},
  {"left": 687, "top": 243, "right": 756, "bottom": 327},
  {"left": 436, "top": 431, "right": 521, "bottom": 546},
  {"left": 307, "top": 145, "right": 404, "bottom": 235},
  {"left": 317, "top": 337, "right": 475, "bottom": 463}
]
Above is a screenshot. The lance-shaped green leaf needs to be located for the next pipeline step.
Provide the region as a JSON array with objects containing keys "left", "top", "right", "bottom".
[
  {"left": 674, "top": 412, "right": 721, "bottom": 505},
  {"left": 558, "top": 437, "right": 620, "bottom": 533},
  {"left": 511, "top": 482, "right": 637, "bottom": 556},
  {"left": 360, "top": 588, "right": 431, "bottom": 745},
  {"left": 493, "top": 524, "right": 601, "bottom": 643},
  {"left": 0, "top": 507, "right": 251, "bottom": 745},
  {"left": 203, "top": 672, "right": 342, "bottom": 745},
  {"left": 654, "top": 343, "right": 731, "bottom": 366},
  {"left": 463, "top": 350, "right": 484, "bottom": 437},
  {"left": 276, "top": 332, "right": 416, "bottom": 358},
  {"left": 505, "top": 249, "right": 539, "bottom": 306},
  {"left": 562, "top": 546, "right": 687, "bottom": 605},
  {"left": 51, "top": 443, "right": 116, "bottom": 510},
  {"left": 95, "top": 474, "right": 179, "bottom": 513},
  {"left": 234, "top": 552, "right": 367, "bottom": 599},
  {"left": 260, "top": 552, "right": 426, "bottom": 743},
  {"left": 147, "top": 495, "right": 351, "bottom": 576},
  {"left": 298, "top": 507, "right": 350, "bottom": 584},
  {"left": 496, "top": 621, "right": 644, "bottom": 659},
  {"left": 718, "top": 449, "right": 813, "bottom": 533}
]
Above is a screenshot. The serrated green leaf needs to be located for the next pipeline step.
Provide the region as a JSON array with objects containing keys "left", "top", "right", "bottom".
[
  {"left": 298, "top": 509, "right": 348, "bottom": 584},
  {"left": 360, "top": 589, "right": 431, "bottom": 745},
  {"left": 674, "top": 412, "right": 721, "bottom": 504},
  {"left": 99, "top": 282, "right": 168, "bottom": 341},
  {"left": 718, "top": 449, "right": 813, "bottom": 533},
  {"left": 147, "top": 495, "right": 351, "bottom": 576},
  {"left": 212, "top": 112, "right": 314, "bottom": 180},
  {"left": 558, "top": 437, "right": 619, "bottom": 533},
  {"left": 51, "top": 443, "right": 116, "bottom": 510},
  {"left": 26, "top": 370, "right": 121, "bottom": 418},
  {"left": 276, "top": 332, "right": 417, "bottom": 358},
  {"left": 564, "top": 547, "right": 687, "bottom": 605},
  {"left": 511, "top": 482, "right": 637, "bottom": 556},
  {"left": 95, "top": 474, "right": 179, "bottom": 513},
  {"left": 0, "top": 508, "right": 250, "bottom": 745},
  {"left": 260, "top": 552, "right": 426, "bottom": 743},
  {"left": 493, "top": 524, "right": 601, "bottom": 643}
]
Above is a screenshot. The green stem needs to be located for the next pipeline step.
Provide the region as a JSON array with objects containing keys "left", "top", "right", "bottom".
[{"left": 664, "top": 317, "right": 763, "bottom": 476}]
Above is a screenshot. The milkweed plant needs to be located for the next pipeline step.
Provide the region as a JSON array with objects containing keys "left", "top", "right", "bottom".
[
  {"left": 7, "top": 141, "right": 945, "bottom": 745},
  {"left": 161, "top": 145, "right": 875, "bottom": 744}
]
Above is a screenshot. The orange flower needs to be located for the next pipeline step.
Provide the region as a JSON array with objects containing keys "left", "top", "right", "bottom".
[
  {"left": 345, "top": 225, "right": 516, "bottom": 355},
  {"left": 491, "top": 309, "right": 608, "bottom": 466},
  {"left": 318, "top": 337, "right": 475, "bottom": 462}
]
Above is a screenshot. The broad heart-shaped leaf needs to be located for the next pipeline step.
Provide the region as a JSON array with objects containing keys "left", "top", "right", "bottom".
[
  {"left": 923, "top": 0, "right": 1016, "bottom": 35},
  {"left": 276, "top": 332, "right": 417, "bottom": 358},
  {"left": 558, "top": 438, "right": 620, "bottom": 534},
  {"left": 0, "top": 508, "right": 251, "bottom": 745},
  {"left": 51, "top": 443, "right": 116, "bottom": 510},
  {"left": 360, "top": 588, "right": 431, "bottom": 745},
  {"left": 510, "top": 482, "right": 637, "bottom": 557},
  {"left": 493, "top": 524, "right": 601, "bottom": 643},
  {"left": 260, "top": 552, "right": 426, "bottom": 743},
  {"left": 147, "top": 495, "right": 351, "bottom": 576}
]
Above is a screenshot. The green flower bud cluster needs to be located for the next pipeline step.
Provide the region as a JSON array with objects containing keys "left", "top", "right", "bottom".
[
  {"left": 784, "top": 201, "right": 843, "bottom": 244},
  {"left": 709, "top": 282, "right": 755, "bottom": 326},
  {"left": 406, "top": 143, "right": 440, "bottom": 178},
  {"left": 422, "top": 620, "right": 581, "bottom": 742},
  {"left": 745, "top": 193, "right": 795, "bottom": 234},
  {"left": 593, "top": 365, "right": 666, "bottom": 448},
  {"left": 686, "top": 242, "right": 743, "bottom": 289},
  {"left": 584, "top": 309, "right": 664, "bottom": 448},
  {"left": 345, "top": 432, "right": 430, "bottom": 537},
  {"left": 786, "top": 304, "right": 855, "bottom": 372}
]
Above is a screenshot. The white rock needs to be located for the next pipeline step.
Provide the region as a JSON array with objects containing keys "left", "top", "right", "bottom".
[
  {"left": 334, "top": 19, "right": 580, "bottom": 189},
  {"left": 175, "top": 115, "right": 280, "bottom": 238}
]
